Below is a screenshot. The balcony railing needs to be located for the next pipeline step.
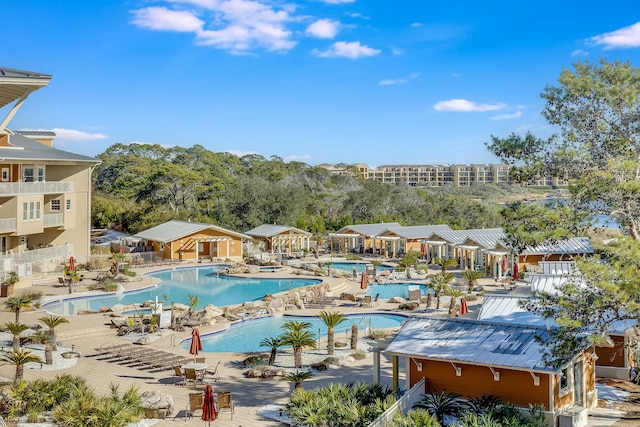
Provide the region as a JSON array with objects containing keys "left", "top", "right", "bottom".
[
  {"left": 0, "top": 181, "right": 73, "bottom": 196},
  {"left": 44, "top": 213, "right": 64, "bottom": 227},
  {"left": 0, "top": 218, "right": 16, "bottom": 232}
]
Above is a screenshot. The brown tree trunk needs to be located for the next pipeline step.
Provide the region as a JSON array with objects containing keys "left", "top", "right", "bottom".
[
  {"left": 294, "top": 347, "right": 302, "bottom": 368},
  {"left": 350, "top": 324, "right": 358, "bottom": 350},
  {"left": 49, "top": 330, "right": 57, "bottom": 351},
  {"left": 45, "top": 343, "right": 53, "bottom": 365},
  {"left": 327, "top": 328, "right": 335, "bottom": 355}
]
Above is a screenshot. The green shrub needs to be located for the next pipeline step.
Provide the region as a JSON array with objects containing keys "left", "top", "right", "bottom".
[
  {"left": 464, "top": 294, "right": 478, "bottom": 302},
  {"left": 104, "top": 282, "right": 119, "bottom": 292}
]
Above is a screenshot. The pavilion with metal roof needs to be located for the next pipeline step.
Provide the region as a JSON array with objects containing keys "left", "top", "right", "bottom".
[
  {"left": 328, "top": 222, "right": 402, "bottom": 256},
  {"left": 245, "top": 224, "right": 312, "bottom": 254},
  {"left": 135, "top": 220, "right": 249, "bottom": 262}
]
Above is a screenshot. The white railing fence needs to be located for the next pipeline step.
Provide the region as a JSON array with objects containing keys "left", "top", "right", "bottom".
[{"left": 367, "top": 378, "right": 426, "bottom": 427}]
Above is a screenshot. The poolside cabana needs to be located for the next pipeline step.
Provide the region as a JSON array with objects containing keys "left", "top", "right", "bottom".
[
  {"left": 329, "top": 222, "right": 402, "bottom": 256},
  {"left": 384, "top": 317, "right": 597, "bottom": 426},
  {"left": 519, "top": 237, "right": 594, "bottom": 272},
  {"left": 375, "top": 224, "right": 452, "bottom": 259},
  {"left": 244, "top": 224, "right": 312, "bottom": 255},
  {"left": 134, "top": 220, "right": 249, "bottom": 262}
]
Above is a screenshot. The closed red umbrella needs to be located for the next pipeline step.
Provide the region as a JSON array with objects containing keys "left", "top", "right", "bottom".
[
  {"left": 69, "top": 256, "right": 75, "bottom": 272},
  {"left": 421, "top": 243, "right": 427, "bottom": 258},
  {"left": 501, "top": 256, "right": 507, "bottom": 273},
  {"left": 360, "top": 272, "right": 368, "bottom": 291},
  {"left": 202, "top": 384, "right": 216, "bottom": 425},
  {"left": 190, "top": 328, "right": 203, "bottom": 362},
  {"left": 512, "top": 263, "right": 519, "bottom": 281},
  {"left": 459, "top": 297, "right": 469, "bottom": 316}
]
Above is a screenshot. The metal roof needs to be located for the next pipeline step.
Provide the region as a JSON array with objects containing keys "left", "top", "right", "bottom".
[
  {"left": 458, "top": 228, "right": 506, "bottom": 250},
  {"left": 14, "top": 130, "right": 56, "bottom": 137},
  {"left": 334, "top": 222, "right": 402, "bottom": 237},
  {"left": 478, "top": 288, "right": 637, "bottom": 335},
  {"left": 529, "top": 274, "right": 567, "bottom": 295},
  {"left": 385, "top": 317, "right": 565, "bottom": 373},
  {"left": 245, "top": 224, "right": 312, "bottom": 238},
  {"left": 0, "top": 133, "right": 100, "bottom": 163},
  {"left": 423, "top": 229, "right": 469, "bottom": 244},
  {"left": 135, "top": 220, "right": 249, "bottom": 243},
  {"left": 521, "top": 237, "right": 593, "bottom": 255},
  {"left": 538, "top": 261, "right": 575, "bottom": 275},
  {"left": 0, "top": 67, "right": 52, "bottom": 109},
  {"left": 477, "top": 295, "right": 552, "bottom": 328},
  {"left": 378, "top": 224, "right": 452, "bottom": 239}
]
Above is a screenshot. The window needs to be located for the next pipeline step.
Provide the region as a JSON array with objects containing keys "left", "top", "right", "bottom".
[
  {"left": 559, "top": 366, "right": 574, "bottom": 396},
  {"left": 29, "top": 202, "right": 34, "bottom": 220},
  {"left": 51, "top": 200, "right": 61, "bottom": 211},
  {"left": 66, "top": 199, "right": 72, "bottom": 211},
  {"left": 37, "top": 167, "right": 44, "bottom": 182},
  {"left": 23, "top": 168, "right": 34, "bottom": 182},
  {"left": 22, "top": 202, "right": 28, "bottom": 220},
  {"left": 36, "top": 202, "right": 41, "bottom": 219}
]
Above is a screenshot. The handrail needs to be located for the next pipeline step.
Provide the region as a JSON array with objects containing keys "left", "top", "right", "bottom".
[{"left": 367, "top": 378, "right": 425, "bottom": 427}]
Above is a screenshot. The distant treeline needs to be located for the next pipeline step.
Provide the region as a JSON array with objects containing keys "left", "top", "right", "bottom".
[{"left": 92, "top": 143, "right": 522, "bottom": 235}]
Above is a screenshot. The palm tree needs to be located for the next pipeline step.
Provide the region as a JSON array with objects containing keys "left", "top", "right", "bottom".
[
  {"left": 462, "top": 269, "right": 483, "bottom": 293},
  {"left": 4, "top": 295, "right": 33, "bottom": 323},
  {"left": 281, "top": 321, "right": 316, "bottom": 368},
  {"left": 446, "top": 289, "right": 466, "bottom": 317},
  {"left": 39, "top": 315, "right": 70, "bottom": 351},
  {"left": 5, "top": 322, "right": 30, "bottom": 348},
  {"left": 187, "top": 294, "right": 199, "bottom": 314},
  {"left": 433, "top": 257, "right": 458, "bottom": 274},
  {"left": 413, "top": 389, "right": 463, "bottom": 426},
  {"left": 0, "top": 347, "right": 43, "bottom": 384},
  {"left": 428, "top": 273, "right": 454, "bottom": 309},
  {"left": 317, "top": 311, "right": 348, "bottom": 355},
  {"left": 260, "top": 336, "right": 283, "bottom": 365},
  {"left": 282, "top": 370, "right": 313, "bottom": 390}
]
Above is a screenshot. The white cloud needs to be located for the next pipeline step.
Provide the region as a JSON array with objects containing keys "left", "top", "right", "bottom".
[
  {"left": 391, "top": 46, "right": 404, "bottom": 55},
  {"left": 131, "top": 7, "right": 204, "bottom": 32},
  {"left": 591, "top": 22, "right": 640, "bottom": 49},
  {"left": 571, "top": 49, "right": 589, "bottom": 57},
  {"left": 312, "top": 41, "right": 380, "bottom": 59},
  {"left": 433, "top": 99, "right": 506, "bottom": 112},
  {"left": 322, "top": 0, "right": 355, "bottom": 4},
  {"left": 131, "top": 1, "right": 297, "bottom": 53},
  {"left": 306, "top": 19, "right": 340, "bottom": 39},
  {"left": 48, "top": 128, "right": 108, "bottom": 141},
  {"left": 410, "top": 22, "right": 422, "bottom": 28},
  {"left": 490, "top": 111, "right": 522, "bottom": 120},
  {"left": 379, "top": 72, "right": 419, "bottom": 86}
]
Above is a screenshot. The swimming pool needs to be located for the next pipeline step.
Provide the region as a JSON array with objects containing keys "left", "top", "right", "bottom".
[
  {"left": 183, "top": 313, "right": 410, "bottom": 353},
  {"left": 329, "top": 262, "right": 394, "bottom": 274},
  {"left": 43, "top": 266, "right": 321, "bottom": 315},
  {"left": 366, "top": 283, "right": 431, "bottom": 299}
]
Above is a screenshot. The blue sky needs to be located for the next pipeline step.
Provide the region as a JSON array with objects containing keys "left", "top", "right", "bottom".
[{"left": 3, "top": 1, "right": 640, "bottom": 167}]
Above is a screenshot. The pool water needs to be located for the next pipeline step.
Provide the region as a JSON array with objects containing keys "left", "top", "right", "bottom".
[
  {"left": 185, "top": 313, "right": 410, "bottom": 353},
  {"left": 366, "top": 283, "right": 432, "bottom": 299},
  {"left": 43, "top": 266, "right": 321, "bottom": 315},
  {"left": 329, "top": 262, "right": 394, "bottom": 274}
]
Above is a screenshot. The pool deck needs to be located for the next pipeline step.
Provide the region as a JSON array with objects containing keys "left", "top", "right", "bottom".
[{"left": 0, "top": 262, "right": 626, "bottom": 426}]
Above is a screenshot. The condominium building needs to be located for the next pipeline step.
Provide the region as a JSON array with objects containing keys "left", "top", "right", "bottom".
[
  {"left": 320, "top": 163, "right": 567, "bottom": 188},
  {"left": 0, "top": 67, "right": 100, "bottom": 285},
  {"left": 352, "top": 163, "right": 510, "bottom": 187}
]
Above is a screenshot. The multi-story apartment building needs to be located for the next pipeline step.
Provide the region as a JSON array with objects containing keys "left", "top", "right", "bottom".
[
  {"left": 357, "top": 163, "right": 511, "bottom": 187},
  {"left": 0, "top": 67, "right": 100, "bottom": 284},
  {"left": 320, "top": 162, "right": 564, "bottom": 188}
]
